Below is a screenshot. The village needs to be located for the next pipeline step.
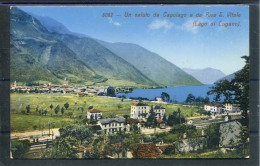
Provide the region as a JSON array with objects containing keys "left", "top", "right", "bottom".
[{"left": 10, "top": 78, "right": 244, "bottom": 159}]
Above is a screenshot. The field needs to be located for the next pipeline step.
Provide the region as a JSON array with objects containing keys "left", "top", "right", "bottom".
[{"left": 11, "top": 93, "right": 201, "bottom": 132}]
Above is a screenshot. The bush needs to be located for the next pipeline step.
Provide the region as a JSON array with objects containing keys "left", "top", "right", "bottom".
[{"left": 11, "top": 139, "right": 31, "bottom": 159}]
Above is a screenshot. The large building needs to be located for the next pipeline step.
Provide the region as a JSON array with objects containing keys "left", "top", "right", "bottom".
[
  {"left": 98, "top": 117, "right": 126, "bottom": 134},
  {"left": 154, "top": 105, "right": 166, "bottom": 120},
  {"left": 130, "top": 103, "right": 151, "bottom": 120},
  {"left": 87, "top": 109, "right": 102, "bottom": 121},
  {"left": 204, "top": 104, "right": 225, "bottom": 114},
  {"left": 224, "top": 103, "right": 241, "bottom": 113}
]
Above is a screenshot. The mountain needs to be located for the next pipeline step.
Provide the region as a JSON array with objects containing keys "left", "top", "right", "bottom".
[
  {"left": 11, "top": 7, "right": 102, "bottom": 85},
  {"left": 182, "top": 67, "right": 226, "bottom": 84},
  {"left": 215, "top": 70, "right": 241, "bottom": 83},
  {"left": 10, "top": 7, "right": 155, "bottom": 87},
  {"left": 30, "top": 14, "right": 88, "bottom": 38},
  {"left": 27, "top": 11, "right": 202, "bottom": 87},
  {"left": 96, "top": 41, "right": 202, "bottom": 86}
]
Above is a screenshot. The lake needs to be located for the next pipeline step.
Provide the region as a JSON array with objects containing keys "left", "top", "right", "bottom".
[{"left": 117, "top": 84, "right": 217, "bottom": 103}]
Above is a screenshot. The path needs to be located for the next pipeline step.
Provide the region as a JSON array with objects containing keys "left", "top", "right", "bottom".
[{"left": 11, "top": 128, "right": 60, "bottom": 141}]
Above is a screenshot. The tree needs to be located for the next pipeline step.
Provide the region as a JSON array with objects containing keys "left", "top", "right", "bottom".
[
  {"left": 205, "top": 123, "right": 220, "bottom": 149},
  {"left": 44, "top": 108, "right": 47, "bottom": 116},
  {"left": 88, "top": 104, "right": 93, "bottom": 110},
  {"left": 38, "top": 108, "right": 42, "bottom": 115},
  {"left": 11, "top": 139, "right": 31, "bottom": 159},
  {"left": 195, "top": 96, "right": 204, "bottom": 104},
  {"left": 59, "top": 125, "right": 93, "bottom": 145},
  {"left": 25, "top": 104, "right": 30, "bottom": 113},
  {"left": 79, "top": 106, "right": 84, "bottom": 113},
  {"left": 123, "top": 115, "right": 130, "bottom": 120},
  {"left": 207, "top": 56, "right": 249, "bottom": 127},
  {"left": 207, "top": 56, "right": 249, "bottom": 148},
  {"left": 61, "top": 107, "right": 65, "bottom": 115},
  {"left": 186, "top": 93, "right": 195, "bottom": 104},
  {"left": 203, "top": 96, "right": 210, "bottom": 104},
  {"left": 161, "top": 92, "right": 170, "bottom": 102},
  {"left": 64, "top": 102, "right": 69, "bottom": 110},
  {"left": 35, "top": 105, "right": 39, "bottom": 113},
  {"left": 146, "top": 107, "right": 157, "bottom": 129},
  {"left": 50, "top": 104, "right": 53, "bottom": 110},
  {"left": 55, "top": 104, "right": 60, "bottom": 115},
  {"left": 167, "top": 111, "right": 185, "bottom": 126},
  {"left": 162, "top": 114, "right": 167, "bottom": 122},
  {"left": 43, "top": 136, "right": 80, "bottom": 159},
  {"left": 50, "top": 104, "right": 53, "bottom": 116},
  {"left": 107, "top": 86, "right": 115, "bottom": 97}
]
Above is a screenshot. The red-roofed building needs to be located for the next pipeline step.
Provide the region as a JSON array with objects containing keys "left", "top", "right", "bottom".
[
  {"left": 87, "top": 109, "right": 102, "bottom": 121},
  {"left": 131, "top": 143, "right": 160, "bottom": 158}
]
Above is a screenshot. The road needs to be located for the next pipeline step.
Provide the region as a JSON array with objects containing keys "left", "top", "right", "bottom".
[
  {"left": 141, "top": 127, "right": 171, "bottom": 135},
  {"left": 11, "top": 128, "right": 60, "bottom": 141}
]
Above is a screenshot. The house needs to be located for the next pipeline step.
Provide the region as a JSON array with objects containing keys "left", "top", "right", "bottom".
[
  {"left": 204, "top": 104, "right": 225, "bottom": 114},
  {"left": 224, "top": 103, "right": 241, "bottom": 113},
  {"left": 98, "top": 117, "right": 126, "bottom": 134},
  {"left": 154, "top": 105, "right": 166, "bottom": 120},
  {"left": 131, "top": 143, "right": 160, "bottom": 158},
  {"left": 77, "top": 92, "right": 86, "bottom": 97},
  {"left": 130, "top": 103, "right": 151, "bottom": 120},
  {"left": 87, "top": 109, "right": 102, "bottom": 121},
  {"left": 97, "top": 86, "right": 115, "bottom": 96}
]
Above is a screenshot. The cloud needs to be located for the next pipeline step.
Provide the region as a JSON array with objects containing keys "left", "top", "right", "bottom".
[
  {"left": 108, "top": 18, "right": 121, "bottom": 26},
  {"left": 148, "top": 19, "right": 174, "bottom": 32}
]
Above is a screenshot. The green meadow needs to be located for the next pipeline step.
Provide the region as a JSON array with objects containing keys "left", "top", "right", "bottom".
[{"left": 11, "top": 93, "right": 201, "bottom": 132}]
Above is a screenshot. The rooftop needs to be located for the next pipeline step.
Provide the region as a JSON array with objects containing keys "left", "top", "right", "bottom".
[
  {"left": 131, "top": 143, "right": 160, "bottom": 158},
  {"left": 126, "top": 118, "right": 139, "bottom": 124},
  {"left": 154, "top": 105, "right": 165, "bottom": 109},
  {"left": 131, "top": 103, "right": 149, "bottom": 106},
  {"left": 88, "top": 109, "right": 102, "bottom": 113},
  {"left": 99, "top": 117, "right": 125, "bottom": 124}
]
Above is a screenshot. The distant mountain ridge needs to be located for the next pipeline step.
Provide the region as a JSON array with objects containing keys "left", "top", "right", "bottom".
[
  {"left": 11, "top": 7, "right": 202, "bottom": 87},
  {"left": 214, "top": 70, "right": 241, "bottom": 83},
  {"left": 182, "top": 67, "right": 226, "bottom": 84},
  {"left": 96, "top": 41, "right": 202, "bottom": 86},
  {"left": 30, "top": 14, "right": 89, "bottom": 38}
]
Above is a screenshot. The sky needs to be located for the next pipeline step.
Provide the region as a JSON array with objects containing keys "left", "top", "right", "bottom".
[{"left": 18, "top": 5, "right": 249, "bottom": 75}]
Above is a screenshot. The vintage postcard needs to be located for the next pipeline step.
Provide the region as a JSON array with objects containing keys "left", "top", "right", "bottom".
[{"left": 9, "top": 5, "right": 250, "bottom": 159}]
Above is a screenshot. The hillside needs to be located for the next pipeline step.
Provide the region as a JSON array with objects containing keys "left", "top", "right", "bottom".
[
  {"left": 11, "top": 7, "right": 102, "bottom": 85},
  {"left": 32, "top": 12, "right": 202, "bottom": 87},
  {"left": 10, "top": 7, "right": 156, "bottom": 87},
  {"left": 97, "top": 41, "right": 202, "bottom": 86},
  {"left": 182, "top": 67, "right": 226, "bottom": 84}
]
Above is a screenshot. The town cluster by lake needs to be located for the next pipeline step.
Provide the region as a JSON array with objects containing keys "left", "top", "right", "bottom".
[{"left": 10, "top": 79, "right": 247, "bottom": 159}]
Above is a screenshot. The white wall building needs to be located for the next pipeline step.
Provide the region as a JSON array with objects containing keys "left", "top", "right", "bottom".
[
  {"left": 204, "top": 104, "right": 224, "bottom": 114},
  {"left": 224, "top": 103, "right": 241, "bottom": 113},
  {"left": 87, "top": 109, "right": 102, "bottom": 121},
  {"left": 154, "top": 105, "right": 166, "bottom": 120},
  {"left": 98, "top": 117, "right": 126, "bottom": 134},
  {"left": 130, "top": 103, "right": 151, "bottom": 120}
]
